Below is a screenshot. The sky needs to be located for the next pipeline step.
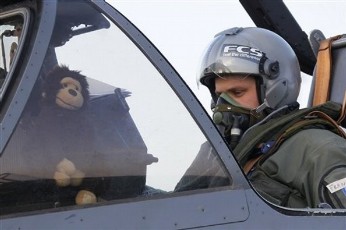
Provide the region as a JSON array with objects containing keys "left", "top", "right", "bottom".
[{"left": 108, "top": 0, "right": 346, "bottom": 110}]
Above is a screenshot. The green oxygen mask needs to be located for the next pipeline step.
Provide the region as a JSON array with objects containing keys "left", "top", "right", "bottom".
[{"left": 212, "top": 93, "right": 265, "bottom": 149}]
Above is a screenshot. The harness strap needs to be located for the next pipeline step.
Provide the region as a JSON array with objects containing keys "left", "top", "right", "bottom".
[
  {"left": 313, "top": 35, "right": 342, "bottom": 106},
  {"left": 268, "top": 111, "right": 345, "bottom": 156},
  {"left": 308, "top": 110, "right": 346, "bottom": 138},
  {"left": 244, "top": 155, "right": 263, "bottom": 174},
  {"left": 243, "top": 108, "right": 346, "bottom": 174}
]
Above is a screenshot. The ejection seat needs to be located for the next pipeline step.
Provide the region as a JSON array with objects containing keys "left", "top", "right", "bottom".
[{"left": 308, "top": 33, "right": 346, "bottom": 127}]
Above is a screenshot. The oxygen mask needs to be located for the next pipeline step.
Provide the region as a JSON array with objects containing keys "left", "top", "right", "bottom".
[{"left": 212, "top": 93, "right": 265, "bottom": 149}]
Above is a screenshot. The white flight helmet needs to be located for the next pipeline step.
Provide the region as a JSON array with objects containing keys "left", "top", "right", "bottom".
[{"left": 198, "top": 27, "right": 301, "bottom": 112}]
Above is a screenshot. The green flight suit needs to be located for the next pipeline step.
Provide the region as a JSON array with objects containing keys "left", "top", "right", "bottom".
[
  {"left": 234, "top": 101, "right": 346, "bottom": 208},
  {"left": 249, "top": 128, "right": 346, "bottom": 208},
  {"left": 176, "top": 101, "right": 346, "bottom": 209}
]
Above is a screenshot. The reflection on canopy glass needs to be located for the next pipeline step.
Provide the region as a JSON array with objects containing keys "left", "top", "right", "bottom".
[{"left": 0, "top": 2, "right": 231, "bottom": 216}]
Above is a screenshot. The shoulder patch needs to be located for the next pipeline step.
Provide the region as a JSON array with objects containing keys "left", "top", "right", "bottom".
[{"left": 326, "top": 177, "right": 346, "bottom": 193}]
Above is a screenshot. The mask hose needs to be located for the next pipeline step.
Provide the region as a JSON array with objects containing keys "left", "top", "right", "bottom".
[
  {"left": 213, "top": 93, "right": 266, "bottom": 149},
  {"left": 230, "top": 115, "right": 242, "bottom": 149}
]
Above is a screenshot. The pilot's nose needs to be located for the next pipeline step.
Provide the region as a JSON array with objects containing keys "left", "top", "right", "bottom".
[{"left": 68, "top": 89, "right": 77, "bottom": 97}]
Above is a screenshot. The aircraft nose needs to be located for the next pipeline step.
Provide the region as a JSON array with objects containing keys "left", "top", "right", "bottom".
[{"left": 68, "top": 89, "right": 77, "bottom": 97}]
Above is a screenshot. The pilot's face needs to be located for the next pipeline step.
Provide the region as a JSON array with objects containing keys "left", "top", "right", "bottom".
[{"left": 214, "top": 74, "right": 259, "bottom": 109}]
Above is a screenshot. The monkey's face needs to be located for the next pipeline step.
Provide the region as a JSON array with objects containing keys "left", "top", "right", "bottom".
[{"left": 56, "top": 77, "right": 84, "bottom": 110}]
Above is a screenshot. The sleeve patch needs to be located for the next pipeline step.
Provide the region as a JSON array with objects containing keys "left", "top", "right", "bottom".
[{"left": 326, "top": 177, "right": 346, "bottom": 194}]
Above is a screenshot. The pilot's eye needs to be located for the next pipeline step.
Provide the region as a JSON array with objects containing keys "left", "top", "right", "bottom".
[
  {"left": 232, "top": 90, "right": 245, "bottom": 97},
  {"left": 75, "top": 86, "right": 79, "bottom": 91},
  {"left": 62, "top": 83, "right": 68, "bottom": 88}
]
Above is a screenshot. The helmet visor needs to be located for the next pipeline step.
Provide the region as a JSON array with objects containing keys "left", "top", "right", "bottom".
[{"left": 198, "top": 44, "right": 278, "bottom": 88}]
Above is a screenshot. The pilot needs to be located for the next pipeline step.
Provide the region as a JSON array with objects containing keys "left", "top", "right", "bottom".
[{"left": 186, "top": 27, "right": 346, "bottom": 209}]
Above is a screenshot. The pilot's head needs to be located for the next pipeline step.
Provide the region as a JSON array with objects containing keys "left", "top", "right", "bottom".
[{"left": 197, "top": 27, "right": 301, "bottom": 148}]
